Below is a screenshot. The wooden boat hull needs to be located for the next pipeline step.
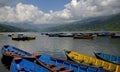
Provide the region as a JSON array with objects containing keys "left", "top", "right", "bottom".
[
  {"left": 36, "top": 55, "right": 109, "bottom": 72},
  {"left": 27, "top": 36, "right": 36, "bottom": 40},
  {"left": 12, "top": 35, "right": 36, "bottom": 41},
  {"left": 1, "top": 45, "right": 109, "bottom": 72},
  {"left": 93, "top": 51, "right": 120, "bottom": 65},
  {"left": 73, "top": 36, "right": 93, "bottom": 39},
  {"left": 1, "top": 45, "right": 36, "bottom": 66},
  {"left": 96, "top": 33, "right": 115, "bottom": 37},
  {"left": 64, "top": 49, "right": 120, "bottom": 72},
  {"left": 58, "top": 33, "right": 74, "bottom": 37},
  {"left": 12, "top": 37, "right": 28, "bottom": 41},
  {"left": 10, "top": 57, "right": 50, "bottom": 72},
  {"left": 1, "top": 54, "right": 13, "bottom": 69}
]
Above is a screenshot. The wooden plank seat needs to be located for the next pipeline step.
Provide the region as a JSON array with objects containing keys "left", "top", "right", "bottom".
[
  {"left": 47, "top": 64, "right": 55, "bottom": 68},
  {"left": 52, "top": 66, "right": 66, "bottom": 71},
  {"left": 37, "top": 59, "right": 74, "bottom": 72},
  {"left": 4, "top": 50, "right": 20, "bottom": 57}
]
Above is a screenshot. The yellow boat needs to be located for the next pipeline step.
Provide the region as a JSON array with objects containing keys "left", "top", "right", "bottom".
[
  {"left": 64, "top": 50, "right": 120, "bottom": 72},
  {"left": 27, "top": 36, "right": 36, "bottom": 40}
]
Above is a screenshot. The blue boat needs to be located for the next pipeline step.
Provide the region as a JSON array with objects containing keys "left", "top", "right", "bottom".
[
  {"left": 1, "top": 45, "right": 31, "bottom": 56},
  {"left": 94, "top": 51, "right": 120, "bottom": 65},
  {"left": 35, "top": 55, "right": 109, "bottom": 72},
  {"left": 1, "top": 45, "right": 36, "bottom": 68},
  {"left": 95, "top": 31, "right": 115, "bottom": 37},
  {"left": 1, "top": 45, "right": 36, "bottom": 61},
  {"left": 10, "top": 57, "right": 50, "bottom": 72},
  {"left": 1, "top": 45, "right": 109, "bottom": 72}
]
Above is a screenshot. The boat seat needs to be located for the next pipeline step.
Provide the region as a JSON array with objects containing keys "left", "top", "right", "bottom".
[
  {"left": 89, "top": 57, "right": 96, "bottom": 65},
  {"left": 70, "top": 55, "right": 84, "bottom": 63},
  {"left": 100, "top": 54, "right": 110, "bottom": 60},
  {"left": 94, "top": 59, "right": 102, "bottom": 66},
  {"left": 97, "top": 69, "right": 108, "bottom": 72},
  {"left": 83, "top": 56, "right": 91, "bottom": 65},
  {"left": 52, "top": 66, "right": 66, "bottom": 71},
  {"left": 99, "top": 53, "right": 104, "bottom": 58},
  {"left": 47, "top": 64, "right": 55, "bottom": 68},
  {"left": 75, "top": 59, "right": 84, "bottom": 63},
  {"left": 102, "top": 61, "right": 109, "bottom": 70},
  {"left": 9, "top": 52, "right": 14, "bottom": 56},
  {"left": 60, "top": 69, "right": 74, "bottom": 72},
  {"left": 115, "top": 65, "right": 120, "bottom": 72},
  {"left": 78, "top": 55, "right": 84, "bottom": 62},
  {"left": 110, "top": 55, "right": 117, "bottom": 62},
  {"left": 87, "top": 66, "right": 97, "bottom": 72},
  {"left": 117, "top": 57, "right": 120, "bottom": 64},
  {"left": 102, "top": 54, "right": 110, "bottom": 60},
  {"left": 83, "top": 62, "right": 92, "bottom": 65},
  {"left": 73, "top": 55, "right": 78, "bottom": 60},
  {"left": 108, "top": 63, "right": 116, "bottom": 71},
  {"left": 93, "top": 59, "right": 103, "bottom": 68},
  {"left": 79, "top": 65, "right": 88, "bottom": 70}
]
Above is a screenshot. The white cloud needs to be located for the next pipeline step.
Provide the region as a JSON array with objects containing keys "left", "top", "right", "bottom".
[
  {"left": 71, "top": 0, "right": 77, "bottom": 6},
  {"left": 0, "top": 0, "right": 120, "bottom": 24},
  {"left": 15, "top": 3, "right": 44, "bottom": 22}
]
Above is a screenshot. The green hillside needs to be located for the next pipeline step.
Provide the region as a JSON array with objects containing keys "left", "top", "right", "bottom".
[
  {"left": 0, "top": 23, "right": 26, "bottom": 32},
  {"left": 44, "top": 13, "right": 120, "bottom": 32}
]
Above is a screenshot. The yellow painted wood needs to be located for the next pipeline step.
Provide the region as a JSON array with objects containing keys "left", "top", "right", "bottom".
[{"left": 66, "top": 51, "right": 120, "bottom": 71}]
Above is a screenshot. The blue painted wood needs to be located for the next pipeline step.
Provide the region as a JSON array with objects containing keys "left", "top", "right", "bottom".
[
  {"left": 10, "top": 58, "right": 50, "bottom": 72},
  {"left": 94, "top": 51, "right": 120, "bottom": 65},
  {"left": 1, "top": 45, "right": 32, "bottom": 56},
  {"left": 37, "top": 55, "right": 109, "bottom": 72},
  {"left": 2, "top": 45, "right": 109, "bottom": 72}
]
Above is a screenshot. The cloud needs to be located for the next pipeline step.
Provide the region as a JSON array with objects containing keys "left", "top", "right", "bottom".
[
  {"left": 0, "top": 0, "right": 120, "bottom": 24},
  {"left": 65, "top": 0, "right": 120, "bottom": 20}
]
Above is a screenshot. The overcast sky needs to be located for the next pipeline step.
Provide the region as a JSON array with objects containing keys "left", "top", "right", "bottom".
[{"left": 0, "top": 0, "right": 120, "bottom": 24}]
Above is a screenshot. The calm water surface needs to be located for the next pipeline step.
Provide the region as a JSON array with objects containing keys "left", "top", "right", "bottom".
[{"left": 0, "top": 32, "right": 120, "bottom": 72}]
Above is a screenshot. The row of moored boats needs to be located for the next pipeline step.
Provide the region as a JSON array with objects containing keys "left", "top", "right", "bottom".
[
  {"left": 1, "top": 45, "right": 120, "bottom": 72},
  {"left": 42, "top": 32, "right": 120, "bottom": 39}
]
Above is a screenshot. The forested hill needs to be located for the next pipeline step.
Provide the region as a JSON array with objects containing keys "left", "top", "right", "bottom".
[
  {"left": 43, "top": 13, "right": 120, "bottom": 32},
  {"left": 0, "top": 13, "right": 120, "bottom": 32},
  {"left": 0, "top": 23, "right": 26, "bottom": 32}
]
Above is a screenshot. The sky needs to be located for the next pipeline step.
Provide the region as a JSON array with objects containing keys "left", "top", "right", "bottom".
[
  {"left": 0, "top": 0, "right": 120, "bottom": 24},
  {"left": 21, "top": 0, "right": 71, "bottom": 12}
]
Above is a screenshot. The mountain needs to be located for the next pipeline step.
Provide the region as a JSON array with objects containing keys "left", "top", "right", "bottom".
[
  {"left": 0, "top": 23, "right": 27, "bottom": 32},
  {"left": 3, "top": 22, "right": 61, "bottom": 32},
  {"left": 43, "top": 13, "right": 120, "bottom": 32},
  {"left": 1, "top": 13, "right": 120, "bottom": 32}
]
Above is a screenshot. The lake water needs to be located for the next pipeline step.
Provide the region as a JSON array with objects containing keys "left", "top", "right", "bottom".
[{"left": 0, "top": 32, "right": 120, "bottom": 72}]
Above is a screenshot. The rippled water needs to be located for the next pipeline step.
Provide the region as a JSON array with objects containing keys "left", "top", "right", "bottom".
[{"left": 0, "top": 32, "right": 120, "bottom": 72}]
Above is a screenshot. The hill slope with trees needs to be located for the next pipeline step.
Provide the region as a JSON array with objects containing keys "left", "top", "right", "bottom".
[
  {"left": 0, "top": 24, "right": 26, "bottom": 32},
  {"left": 43, "top": 13, "right": 120, "bottom": 32}
]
